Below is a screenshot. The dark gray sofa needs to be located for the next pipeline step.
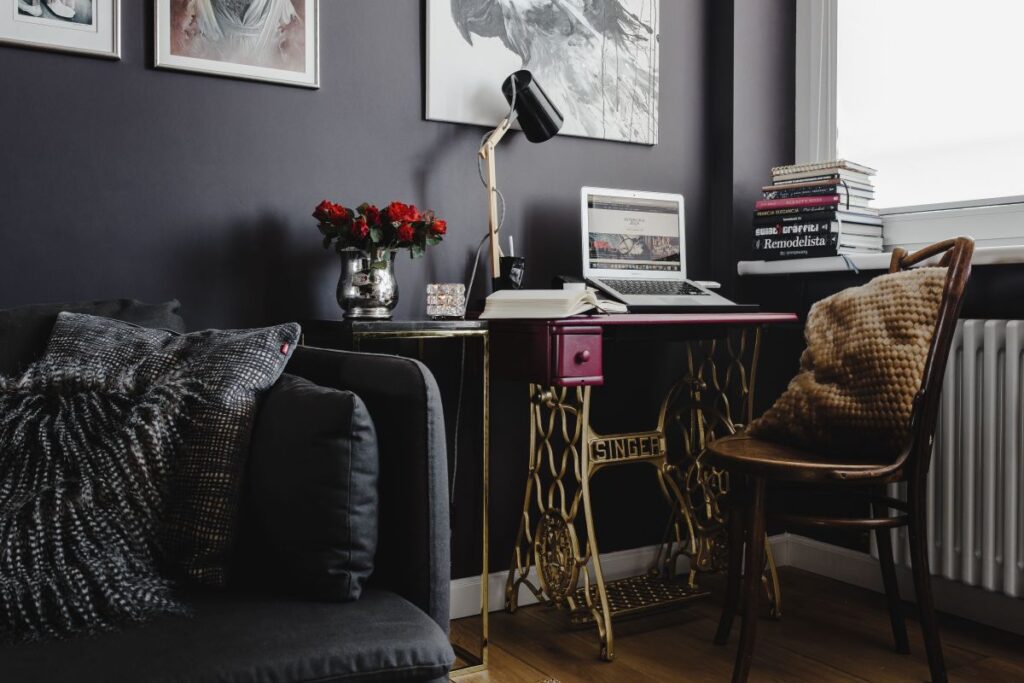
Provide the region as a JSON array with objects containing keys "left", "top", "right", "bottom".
[{"left": 0, "top": 301, "right": 454, "bottom": 683}]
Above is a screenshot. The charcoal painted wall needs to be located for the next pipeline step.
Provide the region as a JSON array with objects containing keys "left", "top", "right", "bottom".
[
  {"left": 0, "top": 1, "right": 797, "bottom": 577},
  {"left": 0, "top": 1, "right": 711, "bottom": 328}
]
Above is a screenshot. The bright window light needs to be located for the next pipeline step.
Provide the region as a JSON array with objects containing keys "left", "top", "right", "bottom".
[{"left": 836, "top": 0, "right": 1024, "bottom": 209}]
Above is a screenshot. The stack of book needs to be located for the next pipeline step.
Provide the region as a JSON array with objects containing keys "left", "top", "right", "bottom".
[{"left": 752, "top": 159, "right": 881, "bottom": 260}]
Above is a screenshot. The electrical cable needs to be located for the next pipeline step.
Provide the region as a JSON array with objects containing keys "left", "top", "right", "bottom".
[{"left": 451, "top": 75, "right": 519, "bottom": 508}]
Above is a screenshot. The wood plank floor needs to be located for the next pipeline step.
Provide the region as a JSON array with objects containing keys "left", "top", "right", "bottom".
[{"left": 451, "top": 568, "right": 1024, "bottom": 682}]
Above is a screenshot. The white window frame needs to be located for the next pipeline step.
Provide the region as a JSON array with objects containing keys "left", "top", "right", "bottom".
[{"left": 795, "top": 0, "right": 1024, "bottom": 249}]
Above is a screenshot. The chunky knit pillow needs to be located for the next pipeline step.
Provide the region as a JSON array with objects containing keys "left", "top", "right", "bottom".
[
  {"left": 42, "top": 313, "right": 300, "bottom": 586},
  {"left": 0, "top": 363, "right": 199, "bottom": 642},
  {"left": 747, "top": 267, "right": 947, "bottom": 459}
]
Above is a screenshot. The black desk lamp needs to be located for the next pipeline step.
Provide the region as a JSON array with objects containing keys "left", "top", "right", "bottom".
[{"left": 478, "top": 70, "right": 564, "bottom": 281}]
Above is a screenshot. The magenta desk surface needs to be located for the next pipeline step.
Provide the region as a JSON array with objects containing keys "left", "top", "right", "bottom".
[{"left": 487, "top": 312, "right": 799, "bottom": 387}]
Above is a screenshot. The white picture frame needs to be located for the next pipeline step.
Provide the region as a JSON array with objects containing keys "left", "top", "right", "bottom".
[
  {"left": 1, "top": 0, "right": 120, "bottom": 59},
  {"left": 154, "top": 0, "right": 319, "bottom": 89},
  {"left": 425, "top": 0, "right": 660, "bottom": 145}
]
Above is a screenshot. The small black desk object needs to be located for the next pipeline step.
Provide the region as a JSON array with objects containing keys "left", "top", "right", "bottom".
[{"left": 301, "top": 319, "right": 490, "bottom": 678}]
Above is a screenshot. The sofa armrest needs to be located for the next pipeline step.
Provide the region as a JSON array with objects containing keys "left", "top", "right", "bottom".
[{"left": 284, "top": 345, "right": 450, "bottom": 631}]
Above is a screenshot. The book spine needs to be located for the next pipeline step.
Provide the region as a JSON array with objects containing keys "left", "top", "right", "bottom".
[
  {"left": 763, "top": 185, "right": 872, "bottom": 201},
  {"left": 755, "top": 245, "right": 844, "bottom": 261},
  {"left": 754, "top": 207, "right": 841, "bottom": 221},
  {"left": 752, "top": 232, "right": 839, "bottom": 253},
  {"left": 771, "top": 173, "right": 874, "bottom": 188},
  {"left": 753, "top": 221, "right": 835, "bottom": 238},
  {"left": 755, "top": 195, "right": 840, "bottom": 210},
  {"left": 753, "top": 208, "right": 882, "bottom": 226},
  {"left": 771, "top": 159, "right": 877, "bottom": 176}
]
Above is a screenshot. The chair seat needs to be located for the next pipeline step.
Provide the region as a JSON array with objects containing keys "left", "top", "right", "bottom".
[{"left": 704, "top": 433, "right": 898, "bottom": 482}]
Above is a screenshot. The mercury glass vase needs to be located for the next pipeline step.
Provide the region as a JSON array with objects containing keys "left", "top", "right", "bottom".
[{"left": 336, "top": 247, "right": 399, "bottom": 319}]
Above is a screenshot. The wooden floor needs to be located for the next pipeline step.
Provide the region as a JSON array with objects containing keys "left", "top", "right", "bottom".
[{"left": 451, "top": 568, "right": 1024, "bottom": 682}]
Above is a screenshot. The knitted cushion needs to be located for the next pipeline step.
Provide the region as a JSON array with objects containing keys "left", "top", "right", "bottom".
[
  {"left": 0, "top": 363, "right": 199, "bottom": 642},
  {"left": 41, "top": 313, "right": 300, "bottom": 586},
  {"left": 747, "top": 267, "right": 947, "bottom": 459}
]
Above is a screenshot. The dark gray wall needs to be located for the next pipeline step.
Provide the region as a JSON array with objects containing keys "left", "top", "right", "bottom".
[
  {"left": 0, "top": 0, "right": 798, "bottom": 574},
  {"left": 0, "top": 1, "right": 711, "bottom": 328}
]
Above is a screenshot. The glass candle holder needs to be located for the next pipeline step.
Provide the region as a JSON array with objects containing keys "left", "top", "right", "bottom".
[{"left": 426, "top": 283, "right": 466, "bottom": 319}]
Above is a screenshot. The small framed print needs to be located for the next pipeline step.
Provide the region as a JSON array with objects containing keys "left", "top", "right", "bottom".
[
  {"left": 2, "top": 0, "right": 120, "bottom": 58},
  {"left": 155, "top": 0, "right": 319, "bottom": 89}
]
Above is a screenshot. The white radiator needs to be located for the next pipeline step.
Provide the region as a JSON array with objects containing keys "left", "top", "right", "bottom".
[{"left": 879, "top": 320, "right": 1024, "bottom": 598}]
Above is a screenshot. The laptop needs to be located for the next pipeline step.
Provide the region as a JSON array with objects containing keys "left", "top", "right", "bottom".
[{"left": 581, "top": 187, "right": 745, "bottom": 311}]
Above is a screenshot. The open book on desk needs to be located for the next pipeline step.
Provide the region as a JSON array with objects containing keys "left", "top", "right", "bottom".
[{"left": 479, "top": 288, "right": 627, "bottom": 320}]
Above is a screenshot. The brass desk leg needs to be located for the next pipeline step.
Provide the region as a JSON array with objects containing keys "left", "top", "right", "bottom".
[
  {"left": 450, "top": 334, "right": 490, "bottom": 677},
  {"left": 505, "top": 386, "right": 615, "bottom": 660},
  {"left": 658, "top": 329, "right": 783, "bottom": 618}
]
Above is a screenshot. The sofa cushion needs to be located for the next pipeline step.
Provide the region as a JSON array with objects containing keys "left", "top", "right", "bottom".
[
  {"left": 41, "top": 313, "right": 300, "bottom": 586},
  {"left": 0, "top": 589, "right": 454, "bottom": 682},
  {"left": 0, "top": 299, "right": 186, "bottom": 377},
  {"left": 241, "top": 374, "right": 379, "bottom": 602}
]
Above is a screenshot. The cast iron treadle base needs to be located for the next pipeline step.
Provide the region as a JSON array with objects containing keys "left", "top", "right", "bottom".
[{"left": 569, "top": 574, "right": 711, "bottom": 624}]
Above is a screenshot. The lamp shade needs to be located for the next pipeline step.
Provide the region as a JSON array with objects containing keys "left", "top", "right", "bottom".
[{"left": 502, "top": 70, "right": 564, "bottom": 143}]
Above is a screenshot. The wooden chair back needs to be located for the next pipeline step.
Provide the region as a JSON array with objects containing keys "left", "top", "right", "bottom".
[{"left": 888, "top": 237, "right": 974, "bottom": 480}]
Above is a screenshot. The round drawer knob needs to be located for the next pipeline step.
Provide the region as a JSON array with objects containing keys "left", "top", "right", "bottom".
[{"left": 575, "top": 350, "right": 591, "bottom": 364}]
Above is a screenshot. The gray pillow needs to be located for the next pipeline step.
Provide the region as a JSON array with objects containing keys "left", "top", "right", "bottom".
[
  {"left": 0, "top": 299, "right": 186, "bottom": 377},
  {"left": 42, "top": 312, "right": 300, "bottom": 586},
  {"left": 243, "top": 374, "right": 379, "bottom": 602}
]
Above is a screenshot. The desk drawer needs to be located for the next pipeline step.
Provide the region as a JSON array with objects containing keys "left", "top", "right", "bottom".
[{"left": 553, "top": 329, "right": 603, "bottom": 386}]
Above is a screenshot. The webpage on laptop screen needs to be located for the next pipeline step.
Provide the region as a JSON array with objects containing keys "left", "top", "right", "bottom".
[{"left": 587, "top": 194, "right": 682, "bottom": 272}]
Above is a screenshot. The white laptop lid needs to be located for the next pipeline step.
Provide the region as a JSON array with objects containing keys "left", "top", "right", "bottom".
[{"left": 580, "top": 187, "right": 687, "bottom": 281}]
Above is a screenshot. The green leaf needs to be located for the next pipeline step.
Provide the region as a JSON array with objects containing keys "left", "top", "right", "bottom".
[
  {"left": 369, "top": 227, "right": 383, "bottom": 243},
  {"left": 411, "top": 243, "right": 426, "bottom": 259},
  {"left": 322, "top": 235, "right": 333, "bottom": 250},
  {"left": 426, "top": 236, "right": 442, "bottom": 246}
]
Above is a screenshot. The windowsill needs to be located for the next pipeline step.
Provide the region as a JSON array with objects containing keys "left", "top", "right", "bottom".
[{"left": 737, "top": 244, "right": 1024, "bottom": 276}]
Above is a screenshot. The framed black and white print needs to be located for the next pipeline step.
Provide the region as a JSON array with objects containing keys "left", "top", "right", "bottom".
[
  {"left": 2, "top": 0, "right": 120, "bottom": 58},
  {"left": 155, "top": 0, "right": 319, "bottom": 88},
  {"left": 426, "top": 0, "right": 660, "bottom": 145}
]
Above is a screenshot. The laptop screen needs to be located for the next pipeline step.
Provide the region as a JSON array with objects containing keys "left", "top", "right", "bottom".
[{"left": 585, "top": 193, "right": 683, "bottom": 273}]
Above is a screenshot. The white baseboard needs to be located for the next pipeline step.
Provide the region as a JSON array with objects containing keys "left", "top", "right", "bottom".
[
  {"left": 450, "top": 535, "right": 790, "bottom": 619},
  {"left": 782, "top": 533, "right": 1024, "bottom": 636},
  {"left": 451, "top": 533, "right": 1024, "bottom": 636}
]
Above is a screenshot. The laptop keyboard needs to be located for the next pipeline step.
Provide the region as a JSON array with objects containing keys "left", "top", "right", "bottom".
[{"left": 603, "top": 279, "right": 709, "bottom": 296}]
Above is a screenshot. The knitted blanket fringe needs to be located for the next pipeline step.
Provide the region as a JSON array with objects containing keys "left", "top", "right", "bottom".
[{"left": 0, "top": 364, "right": 200, "bottom": 642}]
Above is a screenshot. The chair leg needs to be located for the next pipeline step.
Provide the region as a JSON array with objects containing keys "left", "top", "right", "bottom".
[
  {"left": 908, "top": 481, "right": 947, "bottom": 683},
  {"left": 715, "top": 487, "right": 746, "bottom": 646},
  {"left": 873, "top": 501, "right": 910, "bottom": 654},
  {"left": 732, "top": 476, "right": 766, "bottom": 683}
]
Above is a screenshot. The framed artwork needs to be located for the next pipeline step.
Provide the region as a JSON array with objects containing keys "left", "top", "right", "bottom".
[
  {"left": 155, "top": 0, "right": 319, "bottom": 88},
  {"left": 2, "top": 0, "right": 120, "bottom": 58},
  {"left": 425, "top": 0, "right": 660, "bottom": 146}
]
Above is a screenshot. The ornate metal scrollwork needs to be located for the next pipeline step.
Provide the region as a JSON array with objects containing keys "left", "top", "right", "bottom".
[
  {"left": 505, "top": 327, "right": 781, "bottom": 663},
  {"left": 534, "top": 510, "right": 580, "bottom": 603}
]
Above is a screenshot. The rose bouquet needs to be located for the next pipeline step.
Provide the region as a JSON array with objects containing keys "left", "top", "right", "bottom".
[{"left": 314, "top": 200, "right": 447, "bottom": 262}]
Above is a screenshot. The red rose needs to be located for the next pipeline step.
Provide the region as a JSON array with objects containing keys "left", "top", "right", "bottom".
[
  {"left": 396, "top": 222, "right": 416, "bottom": 243},
  {"left": 429, "top": 219, "right": 447, "bottom": 236},
  {"left": 313, "top": 200, "right": 348, "bottom": 224},
  {"left": 385, "top": 201, "right": 419, "bottom": 224},
  {"left": 351, "top": 217, "right": 369, "bottom": 239},
  {"left": 363, "top": 204, "right": 381, "bottom": 225}
]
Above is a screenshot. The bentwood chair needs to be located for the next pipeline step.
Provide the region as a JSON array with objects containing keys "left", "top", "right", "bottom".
[{"left": 707, "top": 237, "right": 974, "bottom": 683}]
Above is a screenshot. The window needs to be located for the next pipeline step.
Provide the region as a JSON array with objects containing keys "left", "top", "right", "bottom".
[{"left": 797, "top": 0, "right": 1024, "bottom": 247}]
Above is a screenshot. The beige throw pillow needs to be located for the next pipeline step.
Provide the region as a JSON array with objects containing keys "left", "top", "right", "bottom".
[{"left": 747, "top": 267, "right": 947, "bottom": 459}]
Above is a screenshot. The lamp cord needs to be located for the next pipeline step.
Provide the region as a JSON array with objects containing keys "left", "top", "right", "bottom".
[{"left": 452, "top": 76, "right": 519, "bottom": 509}]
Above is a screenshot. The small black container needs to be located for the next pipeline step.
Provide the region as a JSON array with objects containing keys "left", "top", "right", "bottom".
[{"left": 494, "top": 256, "right": 526, "bottom": 290}]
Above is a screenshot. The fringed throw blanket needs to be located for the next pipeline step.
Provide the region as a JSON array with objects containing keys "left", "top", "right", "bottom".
[{"left": 0, "top": 363, "right": 200, "bottom": 642}]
